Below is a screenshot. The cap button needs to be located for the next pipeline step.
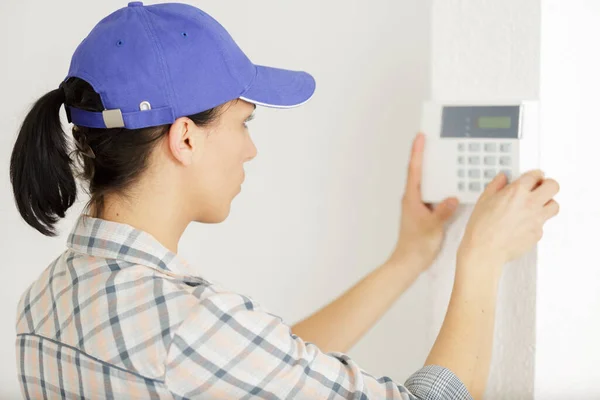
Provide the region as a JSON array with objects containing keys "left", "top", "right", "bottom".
[{"left": 128, "top": 2, "right": 144, "bottom": 7}]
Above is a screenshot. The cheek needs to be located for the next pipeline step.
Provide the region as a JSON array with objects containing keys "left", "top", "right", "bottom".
[
  {"left": 215, "top": 138, "right": 243, "bottom": 176},
  {"left": 193, "top": 136, "right": 242, "bottom": 189},
  {"left": 215, "top": 129, "right": 246, "bottom": 170}
]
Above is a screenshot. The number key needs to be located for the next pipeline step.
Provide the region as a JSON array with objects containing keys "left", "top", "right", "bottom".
[
  {"left": 484, "top": 143, "right": 497, "bottom": 152},
  {"left": 469, "top": 143, "right": 481, "bottom": 152},
  {"left": 468, "top": 156, "right": 480, "bottom": 165},
  {"left": 484, "top": 169, "right": 496, "bottom": 179},
  {"left": 469, "top": 182, "right": 482, "bottom": 192},
  {"left": 484, "top": 156, "right": 496, "bottom": 166},
  {"left": 499, "top": 156, "right": 512, "bottom": 166},
  {"left": 468, "top": 169, "right": 481, "bottom": 179}
]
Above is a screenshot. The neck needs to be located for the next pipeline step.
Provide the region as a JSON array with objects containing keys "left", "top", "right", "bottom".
[{"left": 93, "top": 192, "right": 188, "bottom": 254}]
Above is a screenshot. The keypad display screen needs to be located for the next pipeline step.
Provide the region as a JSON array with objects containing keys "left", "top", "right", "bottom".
[
  {"left": 441, "top": 106, "right": 520, "bottom": 138},
  {"left": 477, "top": 116, "right": 512, "bottom": 129}
]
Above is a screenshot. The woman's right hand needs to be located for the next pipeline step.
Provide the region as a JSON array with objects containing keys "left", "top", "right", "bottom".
[{"left": 458, "top": 170, "right": 560, "bottom": 268}]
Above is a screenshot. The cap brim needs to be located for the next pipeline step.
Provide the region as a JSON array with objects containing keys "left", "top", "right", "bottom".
[{"left": 239, "top": 65, "right": 316, "bottom": 109}]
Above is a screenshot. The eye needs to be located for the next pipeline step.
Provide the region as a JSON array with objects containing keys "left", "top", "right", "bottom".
[{"left": 244, "top": 113, "right": 255, "bottom": 128}]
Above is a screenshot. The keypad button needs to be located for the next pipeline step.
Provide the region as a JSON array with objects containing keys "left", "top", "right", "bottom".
[
  {"left": 468, "top": 169, "right": 481, "bottom": 179},
  {"left": 458, "top": 156, "right": 465, "bottom": 165},
  {"left": 469, "top": 182, "right": 481, "bottom": 192},
  {"left": 484, "top": 169, "right": 496, "bottom": 179},
  {"left": 458, "top": 182, "right": 466, "bottom": 192},
  {"left": 499, "top": 156, "right": 512, "bottom": 166},
  {"left": 458, "top": 169, "right": 466, "bottom": 178},
  {"left": 484, "top": 143, "right": 497, "bottom": 152},
  {"left": 500, "top": 169, "right": 512, "bottom": 180},
  {"left": 468, "top": 156, "right": 480, "bottom": 165},
  {"left": 458, "top": 143, "right": 466, "bottom": 152},
  {"left": 500, "top": 143, "right": 512, "bottom": 153},
  {"left": 484, "top": 156, "right": 496, "bottom": 166},
  {"left": 469, "top": 143, "right": 481, "bottom": 152}
]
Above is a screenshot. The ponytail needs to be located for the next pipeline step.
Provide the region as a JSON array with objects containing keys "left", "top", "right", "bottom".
[
  {"left": 10, "top": 77, "right": 221, "bottom": 235},
  {"left": 10, "top": 86, "right": 77, "bottom": 236}
]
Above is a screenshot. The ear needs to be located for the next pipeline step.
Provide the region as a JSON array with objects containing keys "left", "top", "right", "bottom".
[{"left": 167, "top": 117, "right": 203, "bottom": 166}]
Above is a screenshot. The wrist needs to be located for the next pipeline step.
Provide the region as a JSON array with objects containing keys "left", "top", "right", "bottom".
[
  {"left": 455, "top": 246, "right": 504, "bottom": 288},
  {"left": 388, "top": 248, "right": 429, "bottom": 274}
]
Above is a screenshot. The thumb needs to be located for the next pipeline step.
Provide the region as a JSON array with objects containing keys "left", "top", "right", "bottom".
[{"left": 434, "top": 197, "right": 459, "bottom": 222}]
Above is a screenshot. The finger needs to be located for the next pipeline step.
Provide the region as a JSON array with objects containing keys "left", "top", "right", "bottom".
[
  {"left": 517, "top": 169, "right": 545, "bottom": 191},
  {"left": 434, "top": 197, "right": 459, "bottom": 222},
  {"left": 541, "top": 199, "right": 560, "bottom": 220},
  {"left": 532, "top": 179, "right": 560, "bottom": 205},
  {"left": 481, "top": 172, "right": 508, "bottom": 198},
  {"left": 405, "top": 133, "right": 425, "bottom": 197}
]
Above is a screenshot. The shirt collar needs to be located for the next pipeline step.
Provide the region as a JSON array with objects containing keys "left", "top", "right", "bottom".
[{"left": 67, "top": 215, "right": 207, "bottom": 285}]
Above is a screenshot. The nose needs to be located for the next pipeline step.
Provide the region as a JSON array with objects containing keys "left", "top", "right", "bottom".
[{"left": 245, "top": 136, "right": 258, "bottom": 162}]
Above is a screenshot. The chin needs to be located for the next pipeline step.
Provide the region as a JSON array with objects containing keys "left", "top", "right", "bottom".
[{"left": 194, "top": 205, "right": 231, "bottom": 224}]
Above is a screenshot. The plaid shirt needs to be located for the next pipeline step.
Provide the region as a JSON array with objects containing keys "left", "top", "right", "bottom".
[{"left": 16, "top": 216, "right": 472, "bottom": 399}]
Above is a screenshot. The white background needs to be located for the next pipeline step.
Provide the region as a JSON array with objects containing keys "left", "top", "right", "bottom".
[
  {"left": 429, "top": 1, "right": 541, "bottom": 398},
  {"left": 536, "top": 1, "right": 600, "bottom": 398},
  {"left": 1, "top": 1, "right": 599, "bottom": 399}
]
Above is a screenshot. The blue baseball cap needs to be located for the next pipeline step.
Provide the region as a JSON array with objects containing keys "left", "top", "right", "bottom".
[{"left": 62, "top": 1, "right": 316, "bottom": 129}]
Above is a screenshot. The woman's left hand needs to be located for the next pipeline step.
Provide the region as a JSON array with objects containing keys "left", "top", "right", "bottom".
[{"left": 389, "top": 133, "right": 459, "bottom": 272}]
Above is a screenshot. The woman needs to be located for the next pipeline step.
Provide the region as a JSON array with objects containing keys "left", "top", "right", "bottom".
[{"left": 11, "top": 2, "right": 559, "bottom": 400}]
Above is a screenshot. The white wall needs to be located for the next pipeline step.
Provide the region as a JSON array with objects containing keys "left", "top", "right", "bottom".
[
  {"left": 0, "top": 0, "right": 433, "bottom": 397},
  {"left": 429, "top": 2, "right": 600, "bottom": 399},
  {"left": 536, "top": 1, "right": 600, "bottom": 398},
  {"left": 429, "top": 1, "right": 541, "bottom": 399}
]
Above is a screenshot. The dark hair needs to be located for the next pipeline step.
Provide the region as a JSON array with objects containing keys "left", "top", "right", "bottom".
[{"left": 10, "top": 77, "right": 222, "bottom": 236}]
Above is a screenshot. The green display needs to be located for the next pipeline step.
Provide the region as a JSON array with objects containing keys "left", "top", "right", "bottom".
[{"left": 478, "top": 116, "right": 512, "bottom": 129}]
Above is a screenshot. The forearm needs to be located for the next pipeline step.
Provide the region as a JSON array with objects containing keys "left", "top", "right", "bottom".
[
  {"left": 291, "top": 254, "right": 424, "bottom": 354},
  {"left": 425, "top": 252, "right": 503, "bottom": 400}
]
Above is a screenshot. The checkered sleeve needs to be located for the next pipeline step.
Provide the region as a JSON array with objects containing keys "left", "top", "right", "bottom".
[{"left": 165, "top": 290, "right": 473, "bottom": 399}]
